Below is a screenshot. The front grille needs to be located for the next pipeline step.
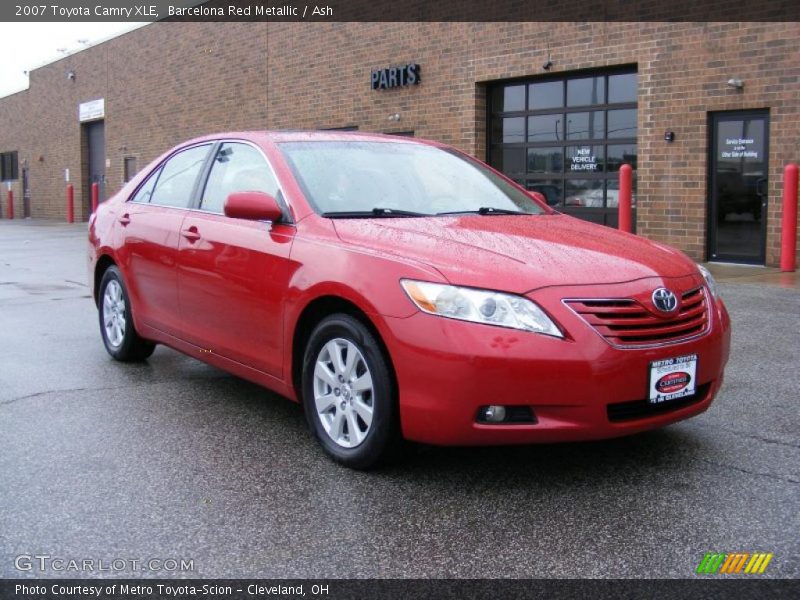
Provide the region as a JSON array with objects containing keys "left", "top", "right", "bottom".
[
  {"left": 607, "top": 383, "right": 711, "bottom": 422},
  {"left": 565, "top": 287, "right": 709, "bottom": 347}
]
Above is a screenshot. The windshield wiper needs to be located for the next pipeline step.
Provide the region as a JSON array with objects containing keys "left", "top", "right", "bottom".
[
  {"left": 436, "top": 206, "right": 530, "bottom": 216},
  {"left": 321, "top": 208, "right": 427, "bottom": 218}
]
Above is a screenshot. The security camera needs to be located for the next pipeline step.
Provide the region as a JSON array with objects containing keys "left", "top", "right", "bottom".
[
  {"left": 543, "top": 60, "right": 553, "bottom": 70},
  {"left": 67, "top": 71, "right": 76, "bottom": 81}
]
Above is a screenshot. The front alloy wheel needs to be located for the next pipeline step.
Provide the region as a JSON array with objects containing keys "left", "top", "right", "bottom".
[
  {"left": 302, "top": 314, "right": 398, "bottom": 469},
  {"left": 313, "top": 338, "right": 374, "bottom": 448}
]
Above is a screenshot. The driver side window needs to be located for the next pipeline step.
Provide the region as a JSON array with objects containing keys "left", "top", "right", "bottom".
[{"left": 200, "top": 143, "right": 280, "bottom": 214}]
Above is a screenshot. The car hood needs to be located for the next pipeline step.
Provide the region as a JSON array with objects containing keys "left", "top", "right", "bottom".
[{"left": 332, "top": 214, "right": 699, "bottom": 293}]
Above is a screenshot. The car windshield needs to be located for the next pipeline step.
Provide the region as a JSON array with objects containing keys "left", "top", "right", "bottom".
[{"left": 278, "top": 141, "right": 547, "bottom": 217}]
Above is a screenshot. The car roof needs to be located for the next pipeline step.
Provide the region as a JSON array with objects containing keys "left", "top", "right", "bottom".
[{"left": 177, "top": 130, "right": 439, "bottom": 147}]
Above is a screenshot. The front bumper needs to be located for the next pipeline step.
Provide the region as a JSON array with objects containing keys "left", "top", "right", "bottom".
[{"left": 380, "top": 275, "right": 731, "bottom": 446}]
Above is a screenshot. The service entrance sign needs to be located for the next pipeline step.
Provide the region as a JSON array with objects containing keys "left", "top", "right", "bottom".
[{"left": 79, "top": 98, "right": 105, "bottom": 122}]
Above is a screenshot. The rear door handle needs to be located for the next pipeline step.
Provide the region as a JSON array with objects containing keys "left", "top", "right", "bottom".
[
  {"left": 119, "top": 214, "right": 130, "bottom": 226},
  {"left": 181, "top": 226, "right": 201, "bottom": 243}
]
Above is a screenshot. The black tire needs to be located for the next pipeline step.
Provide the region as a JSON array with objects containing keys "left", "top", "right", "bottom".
[
  {"left": 98, "top": 265, "right": 156, "bottom": 362},
  {"left": 302, "top": 313, "right": 399, "bottom": 469}
]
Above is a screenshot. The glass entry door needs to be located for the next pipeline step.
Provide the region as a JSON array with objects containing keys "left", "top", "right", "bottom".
[{"left": 708, "top": 111, "right": 769, "bottom": 264}]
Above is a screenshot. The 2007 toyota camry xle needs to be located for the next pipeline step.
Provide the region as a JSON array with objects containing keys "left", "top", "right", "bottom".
[{"left": 88, "top": 131, "right": 731, "bottom": 468}]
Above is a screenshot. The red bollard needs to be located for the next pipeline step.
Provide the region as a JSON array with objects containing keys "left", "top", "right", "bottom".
[
  {"left": 91, "top": 182, "right": 99, "bottom": 214},
  {"left": 618, "top": 163, "right": 633, "bottom": 233},
  {"left": 6, "top": 190, "right": 13, "bottom": 220},
  {"left": 66, "top": 184, "right": 74, "bottom": 224},
  {"left": 780, "top": 163, "right": 798, "bottom": 272}
]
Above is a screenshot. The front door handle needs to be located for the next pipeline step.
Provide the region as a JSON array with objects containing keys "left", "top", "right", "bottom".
[
  {"left": 181, "top": 226, "right": 201, "bottom": 243},
  {"left": 119, "top": 213, "right": 130, "bottom": 226}
]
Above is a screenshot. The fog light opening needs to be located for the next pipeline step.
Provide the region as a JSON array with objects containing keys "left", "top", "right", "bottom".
[{"left": 477, "top": 405, "right": 536, "bottom": 424}]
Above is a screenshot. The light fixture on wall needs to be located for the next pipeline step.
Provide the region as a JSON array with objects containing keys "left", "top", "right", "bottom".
[
  {"left": 542, "top": 50, "right": 553, "bottom": 71},
  {"left": 726, "top": 78, "right": 744, "bottom": 90},
  {"left": 388, "top": 113, "right": 401, "bottom": 122}
]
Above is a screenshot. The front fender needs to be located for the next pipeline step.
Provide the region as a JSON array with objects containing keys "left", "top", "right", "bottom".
[
  {"left": 87, "top": 202, "right": 119, "bottom": 302},
  {"left": 281, "top": 224, "right": 447, "bottom": 400}
]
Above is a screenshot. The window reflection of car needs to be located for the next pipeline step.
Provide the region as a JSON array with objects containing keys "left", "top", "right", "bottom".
[
  {"left": 605, "top": 189, "right": 637, "bottom": 208},
  {"left": 717, "top": 169, "right": 762, "bottom": 221},
  {"left": 566, "top": 188, "right": 637, "bottom": 208},
  {"left": 566, "top": 189, "right": 604, "bottom": 208}
]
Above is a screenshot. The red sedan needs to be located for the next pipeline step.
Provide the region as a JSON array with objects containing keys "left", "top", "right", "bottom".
[{"left": 89, "top": 131, "right": 731, "bottom": 468}]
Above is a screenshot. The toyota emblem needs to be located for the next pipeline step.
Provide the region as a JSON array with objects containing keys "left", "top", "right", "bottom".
[{"left": 652, "top": 288, "right": 678, "bottom": 312}]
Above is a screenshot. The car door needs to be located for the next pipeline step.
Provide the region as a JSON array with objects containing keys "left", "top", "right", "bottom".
[
  {"left": 176, "top": 141, "right": 295, "bottom": 378},
  {"left": 115, "top": 143, "right": 211, "bottom": 336}
]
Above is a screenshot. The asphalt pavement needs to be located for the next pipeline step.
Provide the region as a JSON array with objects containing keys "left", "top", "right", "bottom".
[{"left": 0, "top": 220, "right": 797, "bottom": 579}]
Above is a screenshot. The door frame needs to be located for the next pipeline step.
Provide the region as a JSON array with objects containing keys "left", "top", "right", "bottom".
[
  {"left": 83, "top": 119, "right": 106, "bottom": 217},
  {"left": 707, "top": 109, "right": 769, "bottom": 265},
  {"left": 22, "top": 166, "right": 31, "bottom": 218}
]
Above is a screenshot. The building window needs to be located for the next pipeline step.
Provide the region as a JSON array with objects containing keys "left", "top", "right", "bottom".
[
  {"left": 488, "top": 68, "right": 637, "bottom": 227},
  {"left": 123, "top": 156, "right": 138, "bottom": 183},
  {"left": 0, "top": 151, "right": 18, "bottom": 181}
]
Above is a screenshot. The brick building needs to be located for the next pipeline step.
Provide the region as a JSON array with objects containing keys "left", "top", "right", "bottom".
[{"left": 0, "top": 20, "right": 797, "bottom": 266}]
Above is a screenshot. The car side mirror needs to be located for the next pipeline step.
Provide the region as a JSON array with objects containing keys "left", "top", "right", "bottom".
[
  {"left": 224, "top": 191, "right": 283, "bottom": 222},
  {"left": 527, "top": 191, "right": 547, "bottom": 205}
]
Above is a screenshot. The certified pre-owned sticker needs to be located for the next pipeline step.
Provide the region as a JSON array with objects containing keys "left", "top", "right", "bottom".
[{"left": 649, "top": 354, "right": 697, "bottom": 403}]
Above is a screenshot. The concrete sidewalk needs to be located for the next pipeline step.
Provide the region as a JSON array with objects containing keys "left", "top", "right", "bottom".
[{"left": 705, "top": 261, "right": 799, "bottom": 289}]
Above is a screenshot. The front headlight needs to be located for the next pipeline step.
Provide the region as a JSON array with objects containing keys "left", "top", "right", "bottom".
[
  {"left": 697, "top": 265, "right": 720, "bottom": 298},
  {"left": 400, "top": 279, "right": 563, "bottom": 337}
]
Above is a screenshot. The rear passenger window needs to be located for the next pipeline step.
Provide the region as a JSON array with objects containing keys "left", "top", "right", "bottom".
[
  {"left": 129, "top": 167, "right": 160, "bottom": 204},
  {"left": 200, "top": 143, "right": 280, "bottom": 214},
  {"left": 149, "top": 144, "right": 210, "bottom": 208}
]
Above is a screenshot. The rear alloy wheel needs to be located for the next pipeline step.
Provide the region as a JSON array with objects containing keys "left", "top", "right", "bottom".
[
  {"left": 98, "top": 266, "right": 156, "bottom": 361},
  {"left": 302, "top": 314, "right": 398, "bottom": 469}
]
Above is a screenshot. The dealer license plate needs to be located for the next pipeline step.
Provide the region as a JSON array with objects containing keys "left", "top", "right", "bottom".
[{"left": 648, "top": 354, "right": 697, "bottom": 404}]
